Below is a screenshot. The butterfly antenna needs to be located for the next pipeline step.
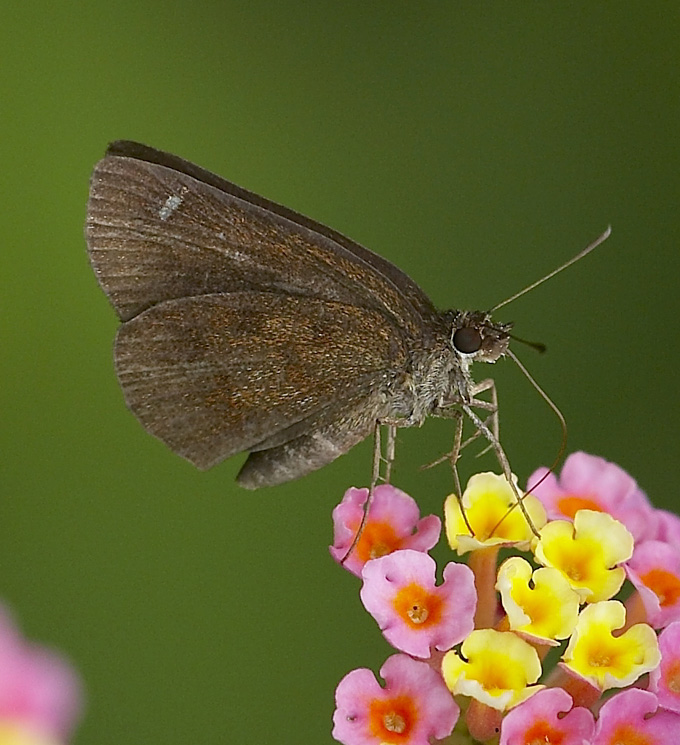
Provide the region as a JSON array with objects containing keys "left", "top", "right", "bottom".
[
  {"left": 516, "top": 346, "right": 568, "bottom": 483},
  {"left": 490, "top": 226, "right": 612, "bottom": 313}
]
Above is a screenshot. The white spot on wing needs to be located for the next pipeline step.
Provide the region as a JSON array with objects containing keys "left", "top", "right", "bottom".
[
  {"left": 214, "top": 232, "right": 247, "bottom": 263},
  {"left": 159, "top": 195, "right": 182, "bottom": 221}
]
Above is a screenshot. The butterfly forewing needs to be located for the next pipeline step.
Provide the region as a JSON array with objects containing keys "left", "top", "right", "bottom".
[
  {"left": 102, "top": 141, "right": 439, "bottom": 325},
  {"left": 87, "top": 142, "right": 433, "bottom": 336}
]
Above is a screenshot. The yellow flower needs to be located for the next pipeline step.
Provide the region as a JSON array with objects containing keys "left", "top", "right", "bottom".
[
  {"left": 562, "top": 600, "right": 660, "bottom": 690},
  {"left": 496, "top": 557, "right": 580, "bottom": 644},
  {"left": 445, "top": 473, "right": 546, "bottom": 554},
  {"left": 441, "top": 629, "right": 543, "bottom": 711},
  {"left": 534, "top": 510, "right": 633, "bottom": 602}
]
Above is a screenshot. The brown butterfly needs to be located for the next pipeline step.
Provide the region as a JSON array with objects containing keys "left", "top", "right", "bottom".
[{"left": 86, "top": 141, "right": 608, "bottom": 505}]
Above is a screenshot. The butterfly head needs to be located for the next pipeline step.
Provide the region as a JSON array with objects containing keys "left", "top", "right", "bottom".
[{"left": 447, "top": 310, "right": 513, "bottom": 364}]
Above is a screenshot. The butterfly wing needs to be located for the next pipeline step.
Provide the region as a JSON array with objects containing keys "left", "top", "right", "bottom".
[
  {"left": 87, "top": 142, "right": 441, "bottom": 479},
  {"left": 114, "top": 291, "right": 407, "bottom": 473},
  {"left": 236, "top": 412, "right": 380, "bottom": 488},
  {"left": 86, "top": 141, "right": 438, "bottom": 337}
]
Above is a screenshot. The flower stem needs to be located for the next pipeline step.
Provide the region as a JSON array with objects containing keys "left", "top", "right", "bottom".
[
  {"left": 623, "top": 590, "right": 647, "bottom": 630},
  {"left": 544, "top": 663, "right": 601, "bottom": 708},
  {"left": 468, "top": 547, "right": 500, "bottom": 629},
  {"left": 465, "top": 698, "right": 502, "bottom": 742}
]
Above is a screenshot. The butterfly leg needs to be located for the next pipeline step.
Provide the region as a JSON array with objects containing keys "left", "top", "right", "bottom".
[
  {"left": 424, "top": 407, "right": 476, "bottom": 535},
  {"left": 461, "top": 403, "right": 540, "bottom": 538},
  {"left": 371, "top": 420, "right": 383, "bottom": 490},
  {"left": 468, "top": 377, "right": 499, "bottom": 457},
  {"left": 450, "top": 378, "right": 500, "bottom": 456},
  {"left": 426, "top": 383, "right": 496, "bottom": 467},
  {"left": 341, "top": 420, "right": 396, "bottom": 565},
  {"left": 382, "top": 423, "right": 397, "bottom": 484},
  {"left": 368, "top": 420, "right": 397, "bottom": 486}
]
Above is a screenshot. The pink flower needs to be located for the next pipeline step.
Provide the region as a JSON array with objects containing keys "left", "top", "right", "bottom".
[
  {"left": 499, "top": 688, "right": 594, "bottom": 745},
  {"left": 329, "top": 486, "right": 440, "bottom": 577},
  {"left": 527, "top": 451, "right": 655, "bottom": 542},
  {"left": 332, "top": 654, "right": 458, "bottom": 745},
  {"left": 592, "top": 689, "right": 680, "bottom": 744},
  {"left": 0, "top": 606, "right": 82, "bottom": 740},
  {"left": 627, "top": 540, "right": 680, "bottom": 628},
  {"left": 654, "top": 509, "right": 680, "bottom": 544},
  {"left": 649, "top": 621, "right": 680, "bottom": 713},
  {"left": 359, "top": 550, "right": 475, "bottom": 658}
]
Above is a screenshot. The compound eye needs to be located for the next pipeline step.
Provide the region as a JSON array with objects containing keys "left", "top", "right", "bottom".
[{"left": 453, "top": 327, "right": 482, "bottom": 354}]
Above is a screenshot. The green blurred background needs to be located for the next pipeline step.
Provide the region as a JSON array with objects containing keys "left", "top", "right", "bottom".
[{"left": 2, "top": 3, "right": 679, "bottom": 743}]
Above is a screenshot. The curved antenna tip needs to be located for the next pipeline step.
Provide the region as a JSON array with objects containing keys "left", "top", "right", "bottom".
[{"left": 491, "top": 226, "right": 613, "bottom": 313}]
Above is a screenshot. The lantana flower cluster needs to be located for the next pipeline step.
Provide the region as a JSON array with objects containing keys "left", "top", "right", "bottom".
[{"left": 330, "top": 452, "right": 680, "bottom": 744}]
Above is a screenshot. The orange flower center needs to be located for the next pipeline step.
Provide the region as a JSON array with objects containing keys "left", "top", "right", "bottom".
[
  {"left": 557, "top": 494, "right": 602, "bottom": 519},
  {"left": 368, "top": 695, "right": 416, "bottom": 743},
  {"left": 392, "top": 582, "right": 442, "bottom": 628},
  {"left": 665, "top": 659, "right": 680, "bottom": 694},
  {"left": 524, "top": 719, "right": 565, "bottom": 744},
  {"left": 590, "top": 651, "right": 613, "bottom": 668},
  {"left": 609, "top": 724, "right": 652, "bottom": 745},
  {"left": 514, "top": 583, "right": 549, "bottom": 626},
  {"left": 383, "top": 712, "right": 406, "bottom": 733},
  {"left": 355, "top": 521, "right": 401, "bottom": 562},
  {"left": 641, "top": 568, "right": 680, "bottom": 608},
  {"left": 558, "top": 546, "right": 589, "bottom": 583}
]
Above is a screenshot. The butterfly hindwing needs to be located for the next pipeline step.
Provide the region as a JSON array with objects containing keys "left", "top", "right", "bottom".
[{"left": 114, "top": 291, "right": 406, "bottom": 470}]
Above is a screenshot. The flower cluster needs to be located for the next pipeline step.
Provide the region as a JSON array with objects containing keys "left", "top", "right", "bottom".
[
  {"left": 330, "top": 452, "right": 680, "bottom": 744},
  {"left": 0, "top": 606, "right": 82, "bottom": 745}
]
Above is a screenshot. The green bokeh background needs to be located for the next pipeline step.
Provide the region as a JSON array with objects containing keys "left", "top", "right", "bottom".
[{"left": 2, "top": 4, "right": 679, "bottom": 743}]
